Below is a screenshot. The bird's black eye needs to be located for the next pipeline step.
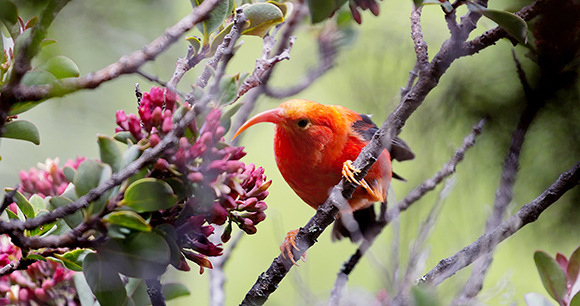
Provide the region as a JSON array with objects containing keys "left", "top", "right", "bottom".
[{"left": 297, "top": 118, "right": 309, "bottom": 128}]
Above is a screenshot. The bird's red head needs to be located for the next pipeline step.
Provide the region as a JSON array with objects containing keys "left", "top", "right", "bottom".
[{"left": 232, "top": 99, "right": 350, "bottom": 144}]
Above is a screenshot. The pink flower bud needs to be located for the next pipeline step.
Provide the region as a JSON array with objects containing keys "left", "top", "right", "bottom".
[
  {"left": 187, "top": 172, "right": 204, "bottom": 183},
  {"left": 41, "top": 279, "right": 54, "bottom": 291},
  {"left": 127, "top": 114, "right": 143, "bottom": 140},
  {"left": 149, "top": 134, "right": 161, "bottom": 148},
  {"left": 116, "top": 110, "right": 128, "bottom": 130},
  {"left": 207, "top": 203, "right": 228, "bottom": 225},
  {"left": 215, "top": 126, "right": 225, "bottom": 140},
  {"left": 19, "top": 288, "right": 31, "bottom": 302},
  {"left": 162, "top": 116, "right": 173, "bottom": 133},
  {"left": 34, "top": 288, "right": 48, "bottom": 301},
  {"left": 151, "top": 106, "right": 163, "bottom": 126},
  {"left": 154, "top": 159, "right": 170, "bottom": 171}
]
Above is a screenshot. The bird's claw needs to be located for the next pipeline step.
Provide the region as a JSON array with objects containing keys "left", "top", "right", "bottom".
[
  {"left": 280, "top": 229, "right": 306, "bottom": 266},
  {"left": 342, "top": 160, "right": 379, "bottom": 199}
]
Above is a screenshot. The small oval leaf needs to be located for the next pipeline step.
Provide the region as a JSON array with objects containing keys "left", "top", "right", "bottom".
[
  {"left": 306, "top": 0, "right": 347, "bottom": 24},
  {"left": 466, "top": 2, "right": 528, "bottom": 43},
  {"left": 97, "top": 231, "right": 170, "bottom": 279},
  {"left": 242, "top": 3, "right": 284, "bottom": 37},
  {"left": 120, "top": 178, "right": 178, "bottom": 213},
  {"left": 21, "top": 70, "right": 57, "bottom": 86},
  {"left": 534, "top": 251, "right": 567, "bottom": 304},
  {"left": 162, "top": 283, "right": 191, "bottom": 300},
  {"left": 35, "top": 55, "right": 80, "bottom": 79},
  {"left": 568, "top": 245, "right": 580, "bottom": 285},
  {"left": 4, "top": 188, "right": 34, "bottom": 218},
  {"left": 83, "top": 253, "right": 128, "bottom": 306},
  {"left": 2, "top": 120, "right": 40, "bottom": 145},
  {"left": 0, "top": 0, "right": 18, "bottom": 24},
  {"left": 103, "top": 211, "right": 151, "bottom": 232},
  {"left": 98, "top": 134, "right": 123, "bottom": 173},
  {"left": 52, "top": 249, "right": 92, "bottom": 272},
  {"left": 49, "top": 196, "right": 83, "bottom": 228}
]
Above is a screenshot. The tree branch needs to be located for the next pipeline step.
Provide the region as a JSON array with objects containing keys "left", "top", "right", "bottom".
[
  {"left": 419, "top": 160, "right": 580, "bottom": 285},
  {"left": 329, "top": 119, "right": 485, "bottom": 304},
  {"left": 4, "top": 0, "right": 220, "bottom": 104}
]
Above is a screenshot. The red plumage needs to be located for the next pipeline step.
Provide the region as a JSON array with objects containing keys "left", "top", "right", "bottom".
[{"left": 233, "top": 99, "right": 413, "bottom": 263}]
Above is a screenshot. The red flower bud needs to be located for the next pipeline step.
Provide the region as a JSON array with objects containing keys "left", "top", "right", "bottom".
[
  {"left": 149, "top": 134, "right": 161, "bottom": 148},
  {"left": 187, "top": 172, "right": 204, "bottom": 183},
  {"left": 162, "top": 116, "right": 173, "bottom": 133},
  {"left": 34, "top": 288, "right": 49, "bottom": 301}
]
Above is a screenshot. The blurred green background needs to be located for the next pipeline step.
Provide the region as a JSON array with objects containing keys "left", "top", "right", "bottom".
[{"left": 3, "top": 0, "right": 579, "bottom": 305}]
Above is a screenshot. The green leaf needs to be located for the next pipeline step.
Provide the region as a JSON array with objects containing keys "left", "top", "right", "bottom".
[
  {"left": 98, "top": 134, "right": 123, "bottom": 173},
  {"left": 155, "top": 225, "right": 181, "bottom": 269},
  {"left": 209, "top": 22, "right": 233, "bottom": 56},
  {"left": 524, "top": 292, "right": 556, "bottom": 306},
  {"left": 63, "top": 167, "right": 76, "bottom": 183},
  {"left": 74, "top": 159, "right": 112, "bottom": 216},
  {"left": 120, "top": 178, "right": 177, "bottom": 213},
  {"left": 419, "top": 0, "right": 453, "bottom": 13},
  {"left": 242, "top": 3, "right": 284, "bottom": 37},
  {"left": 40, "top": 38, "right": 57, "bottom": 48},
  {"left": 97, "top": 231, "right": 170, "bottom": 279},
  {"left": 466, "top": 1, "right": 528, "bottom": 43},
  {"left": 185, "top": 36, "right": 202, "bottom": 55},
  {"left": 126, "top": 278, "right": 149, "bottom": 306},
  {"left": 49, "top": 196, "right": 83, "bottom": 228},
  {"left": 267, "top": 1, "right": 291, "bottom": 17},
  {"left": 23, "top": 254, "right": 46, "bottom": 261},
  {"left": 53, "top": 249, "right": 92, "bottom": 272},
  {"left": 215, "top": 73, "right": 241, "bottom": 105},
  {"left": 571, "top": 292, "right": 580, "bottom": 306},
  {"left": 21, "top": 70, "right": 57, "bottom": 86},
  {"left": 0, "top": 0, "right": 18, "bottom": 28},
  {"left": 28, "top": 194, "right": 45, "bottom": 215},
  {"left": 191, "top": 0, "right": 233, "bottom": 41},
  {"left": 28, "top": 209, "right": 56, "bottom": 236},
  {"left": 73, "top": 273, "right": 97, "bottom": 306},
  {"left": 305, "top": 0, "right": 347, "bottom": 24},
  {"left": 113, "top": 131, "right": 137, "bottom": 145},
  {"left": 9, "top": 101, "right": 46, "bottom": 116},
  {"left": 534, "top": 251, "right": 567, "bottom": 304},
  {"left": 83, "top": 253, "right": 128, "bottom": 306},
  {"left": 162, "top": 283, "right": 191, "bottom": 300},
  {"left": 220, "top": 102, "right": 243, "bottom": 134},
  {"left": 568, "top": 245, "right": 580, "bottom": 285},
  {"left": 103, "top": 211, "right": 151, "bottom": 232},
  {"left": 35, "top": 55, "right": 80, "bottom": 79},
  {"left": 122, "top": 144, "right": 142, "bottom": 168},
  {"left": 74, "top": 159, "right": 110, "bottom": 197},
  {"left": 2, "top": 120, "right": 40, "bottom": 145},
  {"left": 4, "top": 188, "right": 34, "bottom": 218}
]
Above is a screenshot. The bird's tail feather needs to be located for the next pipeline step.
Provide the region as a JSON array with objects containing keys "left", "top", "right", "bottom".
[{"left": 331, "top": 206, "right": 379, "bottom": 242}]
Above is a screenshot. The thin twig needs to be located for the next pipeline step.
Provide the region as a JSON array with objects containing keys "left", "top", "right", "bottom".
[
  {"left": 451, "top": 48, "right": 541, "bottom": 305},
  {"left": 328, "top": 119, "right": 485, "bottom": 303},
  {"left": 3, "top": 0, "right": 220, "bottom": 104},
  {"left": 146, "top": 278, "right": 166, "bottom": 306},
  {"left": 419, "top": 161, "right": 580, "bottom": 285}
]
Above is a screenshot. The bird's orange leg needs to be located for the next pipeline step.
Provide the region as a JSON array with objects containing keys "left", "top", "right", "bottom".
[
  {"left": 280, "top": 229, "right": 306, "bottom": 266},
  {"left": 342, "top": 160, "right": 381, "bottom": 200}
]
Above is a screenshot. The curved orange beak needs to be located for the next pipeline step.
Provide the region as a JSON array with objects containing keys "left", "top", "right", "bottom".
[{"left": 232, "top": 108, "right": 284, "bottom": 140}]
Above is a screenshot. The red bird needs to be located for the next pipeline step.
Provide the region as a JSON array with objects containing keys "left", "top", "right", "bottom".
[{"left": 233, "top": 99, "right": 413, "bottom": 264}]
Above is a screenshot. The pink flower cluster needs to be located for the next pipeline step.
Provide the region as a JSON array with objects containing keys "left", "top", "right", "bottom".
[
  {"left": 18, "top": 157, "right": 85, "bottom": 198},
  {"left": 0, "top": 236, "right": 79, "bottom": 305},
  {"left": 114, "top": 87, "right": 271, "bottom": 272},
  {"left": 115, "top": 87, "right": 180, "bottom": 141}
]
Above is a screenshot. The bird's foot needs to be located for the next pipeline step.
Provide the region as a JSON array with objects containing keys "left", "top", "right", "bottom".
[
  {"left": 342, "top": 160, "right": 380, "bottom": 199},
  {"left": 280, "top": 229, "right": 306, "bottom": 266}
]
